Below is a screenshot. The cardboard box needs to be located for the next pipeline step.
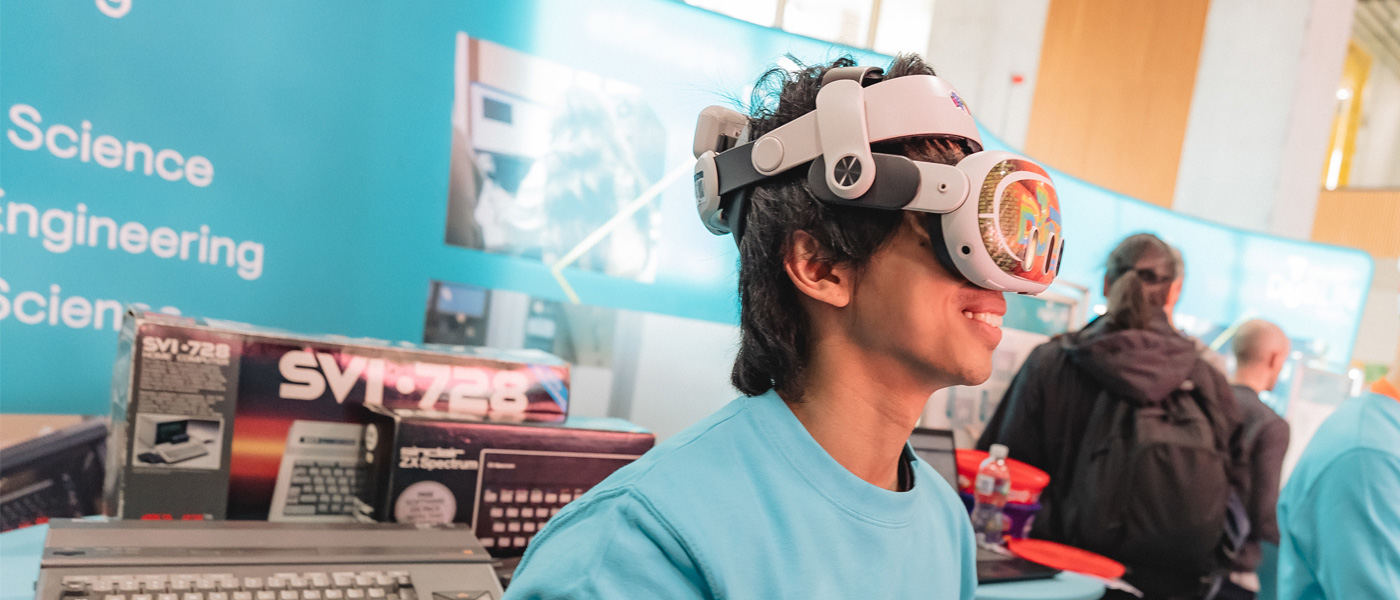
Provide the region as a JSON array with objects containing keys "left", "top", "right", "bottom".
[
  {"left": 356, "top": 405, "right": 654, "bottom": 556},
  {"left": 105, "top": 309, "right": 571, "bottom": 521}
]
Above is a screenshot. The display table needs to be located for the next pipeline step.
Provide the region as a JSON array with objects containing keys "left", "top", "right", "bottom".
[{"left": 2, "top": 524, "right": 1102, "bottom": 600}]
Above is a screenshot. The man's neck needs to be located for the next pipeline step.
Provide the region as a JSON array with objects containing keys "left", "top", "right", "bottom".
[
  {"left": 1231, "top": 365, "right": 1270, "bottom": 394},
  {"left": 781, "top": 344, "right": 939, "bottom": 492}
]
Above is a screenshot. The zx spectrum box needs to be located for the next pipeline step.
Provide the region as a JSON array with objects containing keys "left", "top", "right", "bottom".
[
  {"left": 354, "top": 404, "right": 654, "bottom": 556},
  {"left": 104, "top": 309, "right": 570, "bottom": 521}
]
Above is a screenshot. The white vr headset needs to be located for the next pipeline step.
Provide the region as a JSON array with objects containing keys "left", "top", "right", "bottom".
[{"left": 692, "top": 66, "right": 1065, "bottom": 295}]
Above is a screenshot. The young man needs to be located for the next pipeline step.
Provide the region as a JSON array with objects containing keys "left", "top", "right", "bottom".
[
  {"left": 504, "top": 55, "right": 1065, "bottom": 598},
  {"left": 1222, "top": 320, "right": 1291, "bottom": 599},
  {"left": 1276, "top": 333, "right": 1400, "bottom": 599}
]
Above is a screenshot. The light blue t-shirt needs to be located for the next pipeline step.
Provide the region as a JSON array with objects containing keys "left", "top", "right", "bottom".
[
  {"left": 1276, "top": 391, "right": 1400, "bottom": 599},
  {"left": 504, "top": 391, "right": 977, "bottom": 599}
]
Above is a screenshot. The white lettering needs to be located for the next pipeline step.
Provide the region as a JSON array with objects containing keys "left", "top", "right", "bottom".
[
  {"left": 7, "top": 104, "right": 42, "bottom": 150},
  {"left": 155, "top": 149, "right": 183, "bottom": 181},
  {"left": 317, "top": 353, "right": 367, "bottom": 404},
  {"left": 278, "top": 350, "right": 325, "bottom": 400},
  {"left": 148, "top": 226, "right": 178, "bottom": 258},
  {"left": 45, "top": 124, "right": 78, "bottom": 159},
  {"left": 96, "top": 0, "right": 132, "bottom": 19},
  {"left": 14, "top": 291, "right": 45, "bottom": 324},
  {"left": 6, "top": 104, "right": 211, "bottom": 187},
  {"left": 92, "top": 135, "right": 122, "bottom": 168}
]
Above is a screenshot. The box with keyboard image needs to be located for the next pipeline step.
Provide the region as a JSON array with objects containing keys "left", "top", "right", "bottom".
[
  {"left": 354, "top": 405, "right": 654, "bottom": 556},
  {"left": 106, "top": 309, "right": 571, "bottom": 522}
]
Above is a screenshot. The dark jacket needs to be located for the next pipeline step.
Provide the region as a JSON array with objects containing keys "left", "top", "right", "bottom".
[
  {"left": 1228, "top": 384, "right": 1290, "bottom": 572},
  {"left": 977, "top": 313, "right": 1244, "bottom": 595}
]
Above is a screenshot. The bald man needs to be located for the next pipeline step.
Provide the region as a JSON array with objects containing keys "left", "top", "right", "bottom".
[
  {"left": 1221, "top": 320, "right": 1291, "bottom": 599},
  {"left": 1276, "top": 334, "right": 1400, "bottom": 599}
]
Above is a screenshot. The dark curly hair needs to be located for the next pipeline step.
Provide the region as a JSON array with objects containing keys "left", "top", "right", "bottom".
[{"left": 731, "top": 54, "right": 977, "bottom": 398}]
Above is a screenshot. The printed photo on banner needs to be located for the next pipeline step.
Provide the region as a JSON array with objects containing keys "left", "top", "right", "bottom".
[{"left": 444, "top": 34, "right": 666, "bottom": 283}]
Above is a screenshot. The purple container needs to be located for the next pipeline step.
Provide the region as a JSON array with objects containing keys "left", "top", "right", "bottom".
[{"left": 959, "top": 491, "right": 1042, "bottom": 540}]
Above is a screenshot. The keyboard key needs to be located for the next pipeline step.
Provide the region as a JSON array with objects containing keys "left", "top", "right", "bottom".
[
  {"left": 209, "top": 593, "right": 228, "bottom": 600},
  {"left": 184, "top": 593, "right": 204, "bottom": 600},
  {"left": 513, "top": 536, "right": 527, "bottom": 548},
  {"left": 559, "top": 493, "right": 572, "bottom": 503},
  {"left": 499, "top": 490, "right": 514, "bottom": 503},
  {"left": 159, "top": 595, "right": 179, "bottom": 600},
  {"left": 489, "top": 508, "right": 503, "bottom": 518},
  {"left": 345, "top": 591, "right": 364, "bottom": 600},
  {"left": 93, "top": 582, "right": 117, "bottom": 593},
  {"left": 354, "top": 576, "right": 372, "bottom": 588},
  {"left": 505, "top": 508, "right": 519, "bottom": 518},
  {"left": 507, "top": 522, "right": 521, "bottom": 533},
  {"left": 301, "top": 591, "right": 321, "bottom": 600},
  {"left": 367, "top": 589, "right": 385, "bottom": 599},
  {"left": 279, "top": 592, "right": 298, "bottom": 600},
  {"left": 233, "top": 594, "right": 252, "bottom": 600},
  {"left": 197, "top": 580, "right": 217, "bottom": 591},
  {"left": 550, "top": 508, "right": 560, "bottom": 517},
  {"left": 105, "top": 595, "right": 126, "bottom": 600},
  {"left": 323, "top": 592, "right": 342, "bottom": 600},
  {"left": 530, "top": 490, "right": 544, "bottom": 503},
  {"left": 121, "top": 581, "right": 143, "bottom": 592},
  {"left": 243, "top": 579, "right": 263, "bottom": 590},
  {"left": 256, "top": 593, "right": 275, "bottom": 600},
  {"left": 483, "top": 490, "right": 498, "bottom": 503},
  {"left": 521, "top": 508, "right": 534, "bottom": 518},
  {"left": 480, "top": 538, "right": 494, "bottom": 548},
  {"left": 544, "top": 493, "right": 558, "bottom": 504},
  {"left": 133, "top": 595, "right": 153, "bottom": 600},
  {"left": 497, "top": 537, "right": 510, "bottom": 547},
  {"left": 523, "top": 522, "right": 536, "bottom": 533},
  {"left": 492, "top": 523, "right": 505, "bottom": 533},
  {"left": 514, "top": 489, "right": 527, "bottom": 501}
]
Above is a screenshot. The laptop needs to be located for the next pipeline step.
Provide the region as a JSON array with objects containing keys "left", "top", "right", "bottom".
[
  {"left": 35, "top": 519, "right": 503, "bottom": 600},
  {"left": 908, "top": 428, "right": 1059, "bottom": 584}
]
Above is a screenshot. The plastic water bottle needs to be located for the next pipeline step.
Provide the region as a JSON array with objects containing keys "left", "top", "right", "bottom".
[{"left": 970, "top": 444, "right": 1012, "bottom": 546}]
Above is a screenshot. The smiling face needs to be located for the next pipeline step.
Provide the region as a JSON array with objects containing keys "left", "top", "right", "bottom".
[{"left": 845, "top": 215, "right": 1007, "bottom": 388}]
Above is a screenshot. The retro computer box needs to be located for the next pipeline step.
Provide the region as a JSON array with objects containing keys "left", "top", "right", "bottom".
[
  {"left": 105, "top": 309, "right": 570, "bottom": 522},
  {"left": 354, "top": 405, "right": 654, "bottom": 556}
]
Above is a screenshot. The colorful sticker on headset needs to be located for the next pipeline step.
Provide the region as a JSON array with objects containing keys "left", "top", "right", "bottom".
[{"left": 977, "top": 159, "right": 1062, "bottom": 284}]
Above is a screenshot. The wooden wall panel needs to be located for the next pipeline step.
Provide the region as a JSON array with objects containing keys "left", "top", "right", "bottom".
[
  {"left": 1025, "top": 0, "right": 1211, "bottom": 208},
  {"left": 1312, "top": 189, "right": 1400, "bottom": 258}
]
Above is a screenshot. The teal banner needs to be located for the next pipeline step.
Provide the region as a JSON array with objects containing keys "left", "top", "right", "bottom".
[{"left": 1, "top": 1, "right": 1372, "bottom": 415}]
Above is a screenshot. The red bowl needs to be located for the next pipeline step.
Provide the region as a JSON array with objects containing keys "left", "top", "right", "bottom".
[{"left": 955, "top": 448, "right": 1051, "bottom": 504}]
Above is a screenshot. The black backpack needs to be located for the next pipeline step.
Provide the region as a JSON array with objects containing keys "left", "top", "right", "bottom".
[{"left": 1060, "top": 373, "right": 1235, "bottom": 579}]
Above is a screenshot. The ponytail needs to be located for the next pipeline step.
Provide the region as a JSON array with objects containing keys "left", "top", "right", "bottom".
[
  {"left": 1107, "top": 270, "right": 1155, "bottom": 330},
  {"left": 1103, "top": 233, "right": 1176, "bottom": 331}
]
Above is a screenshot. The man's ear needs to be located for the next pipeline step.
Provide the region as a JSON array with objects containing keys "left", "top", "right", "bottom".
[
  {"left": 1166, "top": 277, "right": 1184, "bottom": 309},
  {"left": 784, "top": 230, "right": 852, "bottom": 309}
]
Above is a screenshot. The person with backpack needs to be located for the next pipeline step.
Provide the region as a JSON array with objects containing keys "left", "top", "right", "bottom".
[{"left": 977, "top": 233, "right": 1243, "bottom": 600}]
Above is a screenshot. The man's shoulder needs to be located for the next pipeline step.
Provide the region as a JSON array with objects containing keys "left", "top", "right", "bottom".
[
  {"left": 585, "top": 396, "right": 764, "bottom": 498},
  {"left": 1231, "top": 385, "right": 1283, "bottom": 427},
  {"left": 1289, "top": 393, "right": 1400, "bottom": 491}
]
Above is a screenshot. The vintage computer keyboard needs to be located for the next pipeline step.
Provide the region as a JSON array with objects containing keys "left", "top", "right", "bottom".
[
  {"left": 278, "top": 461, "right": 363, "bottom": 518},
  {"left": 35, "top": 520, "right": 501, "bottom": 600},
  {"left": 156, "top": 442, "right": 210, "bottom": 464},
  {"left": 471, "top": 449, "right": 640, "bottom": 555}
]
